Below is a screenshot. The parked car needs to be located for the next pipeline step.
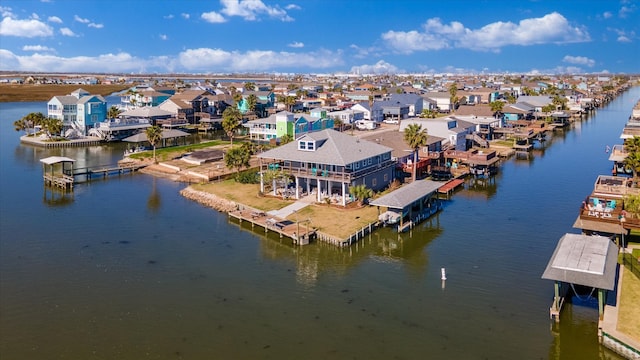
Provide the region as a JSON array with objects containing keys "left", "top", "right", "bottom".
[{"left": 383, "top": 119, "right": 399, "bottom": 124}]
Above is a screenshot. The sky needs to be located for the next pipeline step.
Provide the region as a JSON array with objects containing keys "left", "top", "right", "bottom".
[{"left": 0, "top": 0, "right": 638, "bottom": 75}]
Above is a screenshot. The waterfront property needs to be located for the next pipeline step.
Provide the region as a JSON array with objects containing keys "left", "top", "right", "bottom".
[
  {"left": 541, "top": 233, "right": 618, "bottom": 323},
  {"left": 370, "top": 179, "right": 442, "bottom": 232},
  {"left": 47, "top": 88, "right": 107, "bottom": 136},
  {"left": 257, "top": 129, "right": 395, "bottom": 206},
  {"left": 244, "top": 110, "right": 334, "bottom": 142}
]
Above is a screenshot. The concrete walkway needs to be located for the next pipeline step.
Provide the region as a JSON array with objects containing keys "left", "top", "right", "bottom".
[{"left": 266, "top": 194, "right": 315, "bottom": 219}]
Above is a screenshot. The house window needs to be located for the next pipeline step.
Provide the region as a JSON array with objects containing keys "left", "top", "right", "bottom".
[
  {"left": 307, "top": 141, "right": 314, "bottom": 150},
  {"left": 368, "top": 158, "right": 372, "bottom": 165},
  {"left": 298, "top": 141, "right": 306, "bottom": 150},
  {"left": 354, "top": 162, "right": 359, "bottom": 169},
  {"left": 384, "top": 174, "right": 388, "bottom": 182},
  {"left": 372, "top": 179, "right": 377, "bottom": 187}
]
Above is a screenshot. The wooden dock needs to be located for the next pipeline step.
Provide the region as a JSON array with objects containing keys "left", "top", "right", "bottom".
[
  {"left": 438, "top": 178, "right": 465, "bottom": 196},
  {"left": 74, "top": 162, "right": 147, "bottom": 180},
  {"left": 228, "top": 209, "right": 316, "bottom": 245}
]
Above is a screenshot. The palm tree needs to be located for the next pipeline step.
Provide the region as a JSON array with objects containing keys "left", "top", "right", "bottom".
[
  {"left": 222, "top": 107, "right": 242, "bottom": 146},
  {"left": 108, "top": 106, "right": 122, "bottom": 119},
  {"left": 449, "top": 83, "right": 459, "bottom": 110},
  {"left": 225, "top": 146, "right": 251, "bottom": 177},
  {"left": 349, "top": 184, "right": 373, "bottom": 206},
  {"left": 280, "top": 134, "right": 293, "bottom": 144},
  {"left": 404, "top": 123, "right": 428, "bottom": 182},
  {"left": 624, "top": 136, "right": 640, "bottom": 178},
  {"left": 243, "top": 82, "right": 256, "bottom": 91},
  {"left": 145, "top": 125, "right": 163, "bottom": 163},
  {"left": 42, "top": 117, "right": 63, "bottom": 139},
  {"left": 284, "top": 96, "right": 296, "bottom": 112},
  {"left": 490, "top": 101, "right": 504, "bottom": 119},
  {"left": 13, "top": 118, "right": 28, "bottom": 135},
  {"left": 247, "top": 94, "right": 258, "bottom": 114}
]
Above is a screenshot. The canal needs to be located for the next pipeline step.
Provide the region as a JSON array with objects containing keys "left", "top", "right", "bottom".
[{"left": 1, "top": 89, "right": 638, "bottom": 359}]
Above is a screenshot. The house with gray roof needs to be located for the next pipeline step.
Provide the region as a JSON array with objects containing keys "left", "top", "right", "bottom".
[
  {"left": 47, "top": 88, "right": 107, "bottom": 136},
  {"left": 257, "top": 129, "right": 395, "bottom": 206}
]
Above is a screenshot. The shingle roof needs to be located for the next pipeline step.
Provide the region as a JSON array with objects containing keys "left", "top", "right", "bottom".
[{"left": 257, "top": 129, "right": 392, "bottom": 166}]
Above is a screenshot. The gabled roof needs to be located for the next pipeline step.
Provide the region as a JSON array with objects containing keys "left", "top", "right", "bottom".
[
  {"left": 51, "top": 95, "right": 79, "bottom": 105},
  {"left": 541, "top": 233, "right": 618, "bottom": 290},
  {"left": 77, "top": 94, "right": 106, "bottom": 104},
  {"left": 257, "top": 129, "right": 392, "bottom": 165},
  {"left": 360, "top": 130, "right": 443, "bottom": 159}
]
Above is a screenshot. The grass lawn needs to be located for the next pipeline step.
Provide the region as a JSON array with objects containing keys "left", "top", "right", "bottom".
[
  {"left": 192, "top": 180, "right": 292, "bottom": 212},
  {"left": 191, "top": 179, "right": 380, "bottom": 240},
  {"left": 618, "top": 261, "right": 640, "bottom": 342},
  {"left": 0, "top": 84, "right": 130, "bottom": 102},
  {"left": 128, "top": 140, "right": 228, "bottom": 162},
  {"left": 283, "top": 202, "right": 379, "bottom": 240}
]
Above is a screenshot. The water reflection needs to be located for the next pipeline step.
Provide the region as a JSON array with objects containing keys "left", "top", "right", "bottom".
[{"left": 42, "top": 186, "right": 74, "bottom": 206}]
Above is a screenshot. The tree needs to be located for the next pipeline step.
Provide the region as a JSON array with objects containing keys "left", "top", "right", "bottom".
[
  {"left": 108, "top": 106, "right": 122, "bottom": 119},
  {"left": 333, "top": 117, "right": 344, "bottom": 132},
  {"left": 449, "top": 83, "right": 459, "bottom": 110},
  {"left": 284, "top": 96, "right": 297, "bottom": 112},
  {"left": 349, "top": 184, "right": 373, "bottom": 206},
  {"left": 280, "top": 134, "right": 293, "bottom": 144},
  {"left": 246, "top": 94, "right": 258, "bottom": 114},
  {"left": 225, "top": 146, "right": 251, "bottom": 177},
  {"left": 15, "top": 112, "right": 45, "bottom": 135},
  {"left": 420, "top": 109, "right": 436, "bottom": 118},
  {"left": 624, "top": 136, "right": 640, "bottom": 178},
  {"left": 404, "top": 123, "right": 428, "bottom": 182},
  {"left": 41, "top": 117, "right": 63, "bottom": 139},
  {"left": 145, "top": 125, "right": 163, "bottom": 163},
  {"left": 243, "top": 82, "right": 256, "bottom": 91},
  {"left": 222, "top": 107, "right": 242, "bottom": 146},
  {"left": 490, "top": 101, "right": 504, "bottom": 119}
]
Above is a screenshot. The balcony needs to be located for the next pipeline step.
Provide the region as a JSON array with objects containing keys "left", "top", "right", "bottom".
[{"left": 262, "top": 159, "right": 396, "bottom": 183}]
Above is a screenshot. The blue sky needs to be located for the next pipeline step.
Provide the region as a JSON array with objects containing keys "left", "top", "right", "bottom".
[{"left": 0, "top": 0, "right": 638, "bottom": 75}]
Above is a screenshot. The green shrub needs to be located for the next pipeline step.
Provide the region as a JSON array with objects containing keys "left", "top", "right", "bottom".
[{"left": 235, "top": 170, "right": 260, "bottom": 184}]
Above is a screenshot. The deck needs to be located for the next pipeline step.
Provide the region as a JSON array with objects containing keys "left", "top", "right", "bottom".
[
  {"left": 228, "top": 209, "right": 316, "bottom": 245},
  {"left": 438, "top": 178, "right": 465, "bottom": 196}
]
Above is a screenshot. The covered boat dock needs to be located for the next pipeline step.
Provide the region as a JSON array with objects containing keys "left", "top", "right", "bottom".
[
  {"left": 370, "top": 180, "right": 442, "bottom": 232},
  {"left": 541, "top": 233, "right": 618, "bottom": 323}
]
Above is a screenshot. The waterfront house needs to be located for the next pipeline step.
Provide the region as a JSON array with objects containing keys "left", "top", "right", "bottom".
[
  {"left": 400, "top": 117, "right": 475, "bottom": 151},
  {"left": 237, "top": 91, "right": 276, "bottom": 118},
  {"left": 360, "top": 130, "right": 444, "bottom": 179},
  {"left": 47, "top": 88, "right": 107, "bottom": 136},
  {"left": 257, "top": 129, "right": 395, "bottom": 206},
  {"left": 245, "top": 111, "right": 334, "bottom": 142},
  {"left": 327, "top": 108, "right": 365, "bottom": 125},
  {"left": 159, "top": 90, "right": 216, "bottom": 124}
]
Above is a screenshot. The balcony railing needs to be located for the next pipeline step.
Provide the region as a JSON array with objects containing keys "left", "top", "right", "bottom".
[{"left": 262, "top": 159, "right": 396, "bottom": 183}]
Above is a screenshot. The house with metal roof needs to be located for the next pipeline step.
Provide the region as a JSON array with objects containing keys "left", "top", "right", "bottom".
[{"left": 257, "top": 129, "right": 395, "bottom": 206}]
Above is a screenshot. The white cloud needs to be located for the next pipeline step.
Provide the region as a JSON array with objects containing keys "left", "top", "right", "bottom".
[
  {"left": 288, "top": 41, "right": 304, "bottom": 48},
  {"left": 22, "top": 45, "right": 55, "bottom": 52},
  {"left": 382, "top": 12, "right": 590, "bottom": 53},
  {"left": 285, "top": 4, "right": 301, "bottom": 10},
  {"left": 619, "top": 5, "right": 635, "bottom": 18},
  {"left": 0, "top": 47, "right": 343, "bottom": 73},
  {"left": 31, "top": 13, "right": 40, "bottom": 20},
  {"left": 201, "top": 11, "right": 226, "bottom": 23},
  {"left": 60, "top": 27, "right": 77, "bottom": 37},
  {"left": 562, "top": 55, "right": 595, "bottom": 67},
  {"left": 220, "top": 0, "right": 293, "bottom": 21},
  {"left": 350, "top": 60, "right": 399, "bottom": 74},
  {"left": 160, "top": 34, "right": 168, "bottom": 40},
  {"left": 164, "top": 14, "right": 174, "bottom": 19},
  {"left": 617, "top": 35, "right": 631, "bottom": 42},
  {"left": 48, "top": 16, "right": 62, "bottom": 23},
  {"left": 178, "top": 47, "right": 342, "bottom": 71},
  {"left": 74, "top": 15, "right": 90, "bottom": 23},
  {"left": 0, "top": 6, "right": 13, "bottom": 18},
  {"left": 181, "top": 13, "right": 190, "bottom": 19},
  {"left": 0, "top": 17, "right": 53, "bottom": 37},
  {"left": 88, "top": 22, "right": 103, "bottom": 28},
  {"left": 603, "top": 11, "right": 613, "bottom": 19},
  {"left": 608, "top": 27, "right": 635, "bottom": 43},
  {"left": 0, "top": 49, "right": 158, "bottom": 73}
]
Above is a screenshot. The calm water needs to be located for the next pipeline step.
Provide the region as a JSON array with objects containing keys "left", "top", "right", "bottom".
[{"left": 1, "top": 89, "right": 638, "bottom": 360}]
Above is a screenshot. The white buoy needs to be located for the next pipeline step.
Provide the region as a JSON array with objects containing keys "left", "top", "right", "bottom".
[{"left": 441, "top": 267, "right": 447, "bottom": 281}]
